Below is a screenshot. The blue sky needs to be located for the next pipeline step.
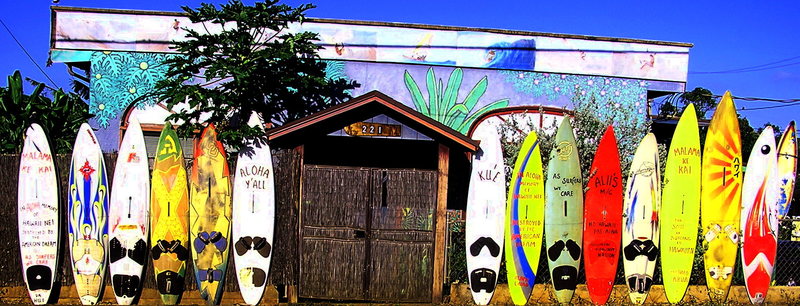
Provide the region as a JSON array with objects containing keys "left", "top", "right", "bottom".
[{"left": 1, "top": 0, "right": 798, "bottom": 128}]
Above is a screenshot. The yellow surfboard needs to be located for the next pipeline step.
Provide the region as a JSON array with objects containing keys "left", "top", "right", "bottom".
[
  {"left": 504, "top": 129, "right": 545, "bottom": 305},
  {"left": 701, "top": 91, "right": 742, "bottom": 303},
  {"left": 661, "top": 104, "right": 701, "bottom": 303},
  {"left": 150, "top": 123, "right": 190, "bottom": 305},
  {"left": 190, "top": 124, "right": 233, "bottom": 305},
  {"left": 777, "top": 121, "right": 797, "bottom": 219}
]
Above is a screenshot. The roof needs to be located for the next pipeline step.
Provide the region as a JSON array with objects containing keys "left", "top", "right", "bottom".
[{"left": 266, "top": 91, "right": 479, "bottom": 152}]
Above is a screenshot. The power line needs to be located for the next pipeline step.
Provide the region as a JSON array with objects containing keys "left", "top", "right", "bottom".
[
  {"left": 690, "top": 55, "right": 800, "bottom": 74},
  {"left": 739, "top": 102, "right": 800, "bottom": 111},
  {"left": 0, "top": 18, "right": 59, "bottom": 89}
]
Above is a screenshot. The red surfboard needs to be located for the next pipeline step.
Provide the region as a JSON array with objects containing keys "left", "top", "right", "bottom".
[{"left": 582, "top": 125, "right": 624, "bottom": 305}]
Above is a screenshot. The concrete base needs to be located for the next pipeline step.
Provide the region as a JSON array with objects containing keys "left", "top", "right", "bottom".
[{"left": 449, "top": 283, "right": 800, "bottom": 304}]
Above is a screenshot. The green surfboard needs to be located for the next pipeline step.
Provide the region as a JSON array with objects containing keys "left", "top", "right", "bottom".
[{"left": 544, "top": 118, "right": 583, "bottom": 303}]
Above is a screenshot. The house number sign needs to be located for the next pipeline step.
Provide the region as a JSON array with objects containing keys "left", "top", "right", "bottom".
[{"left": 344, "top": 122, "right": 401, "bottom": 137}]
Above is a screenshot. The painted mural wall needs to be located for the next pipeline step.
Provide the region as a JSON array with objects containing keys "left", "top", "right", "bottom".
[
  {"left": 87, "top": 51, "right": 650, "bottom": 152},
  {"left": 52, "top": 8, "right": 690, "bottom": 83},
  {"left": 51, "top": 7, "right": 687, "bottom": 152}
]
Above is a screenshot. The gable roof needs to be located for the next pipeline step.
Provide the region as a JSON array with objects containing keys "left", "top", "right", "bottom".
[{"left": 266, "top": 91, "right": 479, "bottom": 152}]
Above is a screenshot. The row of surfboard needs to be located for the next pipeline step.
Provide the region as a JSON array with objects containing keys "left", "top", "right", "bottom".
[
  {"left": 465, "top": 91, "right": 798, "bottom": 305},
  {"left": 17, "top": 117, "right": 275, "bottom": 305}
]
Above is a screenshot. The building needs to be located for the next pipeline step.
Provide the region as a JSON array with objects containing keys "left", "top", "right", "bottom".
[{"left": 49, "top": 6, "right": 691, "bottom": 303}]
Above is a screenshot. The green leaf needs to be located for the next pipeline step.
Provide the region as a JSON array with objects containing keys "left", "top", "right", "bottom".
[
  {"left": 404, "top": 70, "right": 429, "bottom": 115},
  {"left": 426, "top": 68, "right": 439, "bottom": 120},
  {"left": 444, "top": 104, "right": 469, "bottom": 121},
  {"left": 457, "top": 99, "right": 510, "bottom": 134},
  {"left": 442, "top": 68, "right": 463, "bottom": 121},
  {"left": 462, "top": 76, "right": 488, "bottom": 111}
]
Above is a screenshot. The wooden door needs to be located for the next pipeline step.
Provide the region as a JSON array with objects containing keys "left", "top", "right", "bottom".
[
  {"left": 299, "top": 166, "right": 436, "bottom": 302},
  {"left": 367, "top": 169, "right": 435, "bottom": 302},
  {"left": 299, "top": 166, "right": 369, "bottom": 300}
]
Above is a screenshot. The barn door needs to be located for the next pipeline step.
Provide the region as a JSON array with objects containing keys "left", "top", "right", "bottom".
[
  {"left": 299, "top": 166, "right": 436, "bottom": 302},
  {"left": 367, "top": 169, "right": 436, "bottom": 302},
  {"left": 300, "top": 166, "right": 369, "bottom": 300}
]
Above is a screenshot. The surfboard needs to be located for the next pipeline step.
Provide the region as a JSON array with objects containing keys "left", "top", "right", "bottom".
[
  {"left": 232, "top": 116, "right": 274, "bottom": 305},
  {"left": 701, "top": 91, "right": 742, "bottom": 303},
  {"left": 190, "top": 124, "right": 233, "bottom": 305},
  {"left": 622, "top": 133, "right": 660, "bottom": 305},
  {"left": 660, "top": 104, "right": 701, "bottom": 304},
  {"left": 150, "top": 122, "right": 190, "bottom": 305},
  {"left": 741, "top": 127, "right": 779, "bottom": 304},
  {"left": 544, "top": 117, "right": 582, "bottom": 303},
  {"left": 582, "top": 125, "right": 623, "bottom": 305},
  {"left": 109, "top": 118, "right": 150, "bottom": 305},
  {"left": 777, "top": 121, "right": 797, "bottom": 219},
  {"left": 18, "top": 123, "right": 59, "bottom": 305},
  {"left": 67, "top": 123, "right": 109, "bottom": 305},
  {"left": 504, "top": 129, "right": 545, "bottom": 306},
  {"left": 465, "top": 124, "right": 505, "bottom": 305}
]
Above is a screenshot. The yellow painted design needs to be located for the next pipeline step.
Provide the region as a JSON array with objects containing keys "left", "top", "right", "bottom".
[
  {"left": 701, "top": 91, "right": 742, "bottom": 303},
  {"left": 150, "top": 126, "right": 189, "bottom": 305}
]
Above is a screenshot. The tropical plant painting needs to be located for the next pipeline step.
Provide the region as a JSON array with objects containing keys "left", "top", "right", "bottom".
[{"left": 404, "top": 68, "right": 509, "bottom": 134}]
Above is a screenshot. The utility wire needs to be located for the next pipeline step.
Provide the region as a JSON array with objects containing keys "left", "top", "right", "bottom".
[
  {"left": 0, "top": 18, "right": 59, "bottom": 89},
  {"left": 739, "top": 102, "right": 800, "bottom": 111},
  {"left": 690, "top": 54, "right": 800, "bottom": 74}
]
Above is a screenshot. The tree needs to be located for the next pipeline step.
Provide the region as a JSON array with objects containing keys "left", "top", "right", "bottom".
[
  {"left": 0, "top": 70, "right": 92, "bottom": 153},
  {"left": 153, "top": 0, "right": 359, "bottom": 150},
  {"left": 658, "top": 87, "right": 716, "bottom": 119},
  {"left": 739, "top": 116, "right": 759, "bottom": 162}
]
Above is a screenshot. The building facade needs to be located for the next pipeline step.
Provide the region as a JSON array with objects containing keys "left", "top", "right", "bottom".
[{"left": 50, "top": 6, "right": 690, "bottom": 153}]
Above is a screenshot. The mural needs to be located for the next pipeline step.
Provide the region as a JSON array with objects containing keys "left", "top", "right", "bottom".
[
  {"left": 54, "top": 8, "right": 690, "bottom": 82},
  {"left": 52, "top": 7, "right": 688, "bottom": 152},
  {"left": 83, "top": 51, "right": 650, "bottom": 152},
  {"left": 89, "top": 51, "right": 177, "bottom": 150},
  {"left": 91, "top": 52, "right": 175, "bottom": 128},
  {"left": 404, "top": 68, "right": 509, "bottom": 134}
]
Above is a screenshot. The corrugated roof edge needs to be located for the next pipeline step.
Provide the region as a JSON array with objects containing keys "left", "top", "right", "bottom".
[{"left": 50, "top": 5, "right": 693, "bottom": 48}]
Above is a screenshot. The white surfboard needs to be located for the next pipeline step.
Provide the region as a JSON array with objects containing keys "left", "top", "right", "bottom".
[
  {"left": 740, "top": 127, "right": 779, "bottom": 303},
  {"left": 68, "top": 123, "right": 109, "bottom": 305},
  {"left": 109, "top": 118, "right": 150, "bottom": 305},
  {"left": 232, "top": 115, "right": 275, "bottom": 305},
  {"left": 622, "top": 133, "right": 661, "bottom": 304},
  {"left": 465, "top": 125, "right": 506, "bottom": 305},
  {"left": 18, "top": 123, "right": 59, "bottom": 305}
]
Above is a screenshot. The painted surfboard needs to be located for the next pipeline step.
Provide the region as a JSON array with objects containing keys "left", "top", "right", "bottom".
[
  {"left": 660, "top": 104, "right": 701, "bottom": 304},
  {"left": 740, "top": 127, "right": 779, "bottom": 304},
  {"left": 544, "top": 118, "right": 582, "bottom": 303},
  {"left": 109, "top": 118, "right": 150, "bottom": 305},
  {"left": 18, "top": 123, "right": 59, "bottom": 305},
  {"left": 582, "top": 125, "right": 623, "bottom": 305},
  {"left": 190, "top": 124, "right": 233, "bottom": 305},
  {"left": 701, "top": 91, "right": 742, "bottom": 303},
  {"left": 622, "top": 133, "right": 660, "bottom": 305},
  {"left": 68, "top": 123, "right": 109, "bottom": 305},
  {"left": 504, "top": 129, "right": 545, "bottom": 306},
  {"left": 777, "top": 121, "right": 797, "bottom": 219},
  {"left": 150, "top": 122, "right": 190, "bottom": 305},
  {"left": 465, "top": 125, "right": 505, "bottom": 305},
  {"left": 232, "top": 116, "right": 274, "bottom": 305}
]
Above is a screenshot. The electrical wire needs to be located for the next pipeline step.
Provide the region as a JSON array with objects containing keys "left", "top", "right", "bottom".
[
  {"left": 0, "top": 18, "right": 60, "bottom": 89},
  {"left": 690, "top": 55, "right": 800, "bottom": 74}
]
